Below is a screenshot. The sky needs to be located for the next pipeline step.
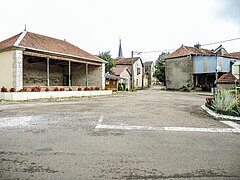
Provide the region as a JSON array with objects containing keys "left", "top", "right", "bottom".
[{"left": 0, "top": 0, "right": 239, "bottom": 62}]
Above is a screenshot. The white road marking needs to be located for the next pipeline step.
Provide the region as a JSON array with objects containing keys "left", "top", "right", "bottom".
[
  {"left": 0, "top": 116, "right": 33, "bottom": 128},
  {"left": 220, "top": 121, "right": 240, "bottom": 129},
  {"left": 98, "top": 115, "right": 104, "bottom": 124},
  {"left": 95, "top": 124, "right": 240, "bottom": 133}
]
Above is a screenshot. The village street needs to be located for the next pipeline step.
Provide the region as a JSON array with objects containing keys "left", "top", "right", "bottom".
[{"left": 0, "top": 86, "right": 240, "bottom": 179}]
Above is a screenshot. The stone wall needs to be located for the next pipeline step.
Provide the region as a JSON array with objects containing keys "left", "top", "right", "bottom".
[
  {"left": 23, "top": 58, "right": 47, "bottom": 86},
  {"left": 72, "top": 63, "right": 86, "bottom": 86},
  {"left": 217, "top": 83, "right": 235, "bottom": 90},
  {"left": 23, "top": 57, "right": 103, "bottom": 88},
  {"left": 88, "top": 64, "right": 102, "bottom": 87},
  {"left": 165, "top": 56, "right": 193, "bottom": 90}
]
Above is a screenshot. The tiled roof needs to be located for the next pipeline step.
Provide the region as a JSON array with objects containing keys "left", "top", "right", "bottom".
[
  {"left": 105, "top": 73, "right": 121, "bottom": 80},
  {"left": 115, "top": 57, "right": 140, "bottom": 65},
  {"left": 0, "top": 33, "right": 21, "bottom": 49},
  {"left": 166, "top": 45, "right": 214, "bottom": 59},
  {"left": 225, "top": 52, "right": 240, "bottom": 59},
  {"left": 112, "top": 67, "right": 131, "bottom": 76},
  {"left": 217, "top": 71, "right": 240, "bottom": 83},
  {"left": 0, "top": 31, "right": 103, "bottom": 62}
]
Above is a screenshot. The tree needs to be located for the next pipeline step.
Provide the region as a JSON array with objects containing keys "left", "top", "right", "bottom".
[
  {"left": 154, "top": 52, "right": 169, "bottom": 85},
  {"left": 98, "top": 51, "right": 115, "bottom": 74}
]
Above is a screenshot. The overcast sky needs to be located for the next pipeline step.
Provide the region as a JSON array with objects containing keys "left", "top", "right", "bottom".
[{"left": 0, "top": 0, "right": 239, "bottom": 62}]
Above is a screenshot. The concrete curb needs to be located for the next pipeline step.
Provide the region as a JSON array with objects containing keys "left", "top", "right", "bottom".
[
  {"left": 201, "top": 105, "right": 240, "bottom": 121},
  {"left": 0, "top": 90, "right": 112, "bottom": 101}
]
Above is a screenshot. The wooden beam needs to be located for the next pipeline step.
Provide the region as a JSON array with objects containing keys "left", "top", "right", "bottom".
[{"left": 23, "top": 51, "right": 101, "bottom": 66}]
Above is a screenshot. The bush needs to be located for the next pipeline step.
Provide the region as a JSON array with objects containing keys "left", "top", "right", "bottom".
[
  {"left": 54, "top": 87, "right": 59, "bottom": 91},
  {"left": 84, "top": 87, "right": 90, "bottom": 91},
  {"left": 95, "top": 87, "right": 100, "bottom": 90},
  {"left": 31, "top": 85, "right": 41, "bottom": 92},
  {"left": 1, "top": 86, "right": 8, "bottom": 92},
  {"left": 118, "top": 84, "right": 124, "bottom": 91},
  {"left": 205, "top": 96, "right": 214, "bottom": 105},
  {"left": 60, "top": 87, "right": 65, "bottom": 91},
  {"left": 68, "top": 88, "right": 72, "bottom": 91},
  {"left": 213, "top": 90, "right": 238, "bottom": 113},
  {"left": 19, "top": 87, "right": 28, "bottom": 92},
  {"left": 90, "top": 87, "right": 94, "bottom": 91},
  {"left": 10, "top": 88, "right": 16, "bottom": 92},
  {"left": 45, "top": 87, "right": 50, "bottom": 92},
  {"left": 78, "top": 87, "right": 82, "bottom": 91}
]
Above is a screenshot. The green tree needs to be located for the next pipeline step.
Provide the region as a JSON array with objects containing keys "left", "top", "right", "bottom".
[
  {"left": 154, "top": 52, "right": 169, "bottom": 85},
  {"left": 98, "top": 51, "right": 115, "bottom": 74}
]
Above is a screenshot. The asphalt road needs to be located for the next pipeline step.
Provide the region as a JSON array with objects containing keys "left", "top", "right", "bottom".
[{"left": 0, "top": 86, "right": 239, "bottom": 179}]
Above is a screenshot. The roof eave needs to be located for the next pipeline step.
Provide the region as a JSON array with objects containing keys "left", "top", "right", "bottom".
[
  {"left": 17, "top": 46, "right": 106, "bottom": 63},
  {"left": 0, "top": 46, "right": 25, "bottom": 53}
]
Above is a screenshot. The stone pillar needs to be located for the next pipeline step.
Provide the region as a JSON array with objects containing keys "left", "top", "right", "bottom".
[
  {"left": 101, "top": 63, "right": 105, "bottom": 90},
  {"left": 12, "top": 50, "right": 23, "bottom": 90}
]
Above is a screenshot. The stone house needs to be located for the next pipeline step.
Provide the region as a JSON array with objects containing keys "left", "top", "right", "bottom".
[
  {"left": 0, "top": 31, "right": 106, "bottom": 90},
  {"left": 144, "top": 61, "right": 154, "bottom": 87},
  {"left": 114, "top": 57, "right": 144, "bottom": 89},
  {"left": 165, "top": 44, "right": 240, "bottom": 91},
  {"left": 112, "top": 67, "right": 131, "bottom": 90},
  {"left": 228, "top": 52, "right": 240, "bottom": 79},
  {"left": 217, "top": 71, "right": 240, "bottom": 90}
]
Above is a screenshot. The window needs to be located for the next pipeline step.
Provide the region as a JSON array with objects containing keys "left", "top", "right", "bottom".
[{"left": 137, "top": 67, "right": 141, "bottom": 75}]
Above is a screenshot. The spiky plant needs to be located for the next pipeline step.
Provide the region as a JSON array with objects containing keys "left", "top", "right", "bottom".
[{"left": 213, "top": 90, "right": 238, "bottom": 112}]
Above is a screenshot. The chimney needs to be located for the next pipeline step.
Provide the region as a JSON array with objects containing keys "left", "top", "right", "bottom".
[{"left": 194, "top": 43, "right": 201, "bottom": 49}]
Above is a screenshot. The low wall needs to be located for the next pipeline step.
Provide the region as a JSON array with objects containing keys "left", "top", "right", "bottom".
[{"left": 0, "top": 90, "right": 112, "bottom": 101}]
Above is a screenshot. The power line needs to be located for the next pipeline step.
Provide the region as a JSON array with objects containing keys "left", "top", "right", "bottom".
[
  {"left": 137, "top": 37, "right": 240, "bottom": 54},
  {"left": 201, "top": 37, "right": 240, "bottom": 47}
]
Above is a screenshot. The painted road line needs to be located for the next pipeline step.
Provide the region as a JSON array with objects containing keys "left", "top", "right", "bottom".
[
  {"left": 221, "top": 121, "right": 240, "bottom": 129},
  {"left": 95, "top": 124, "right": 240, "bottom": 133},
  {"left": 0, "top": 116, "right": 33, "bottom": 128},
  {"left": 98, "top": 115, "right": 104, "bottom": 124}
]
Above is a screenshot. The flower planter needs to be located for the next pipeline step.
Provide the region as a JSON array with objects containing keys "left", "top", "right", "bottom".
[{"left": 0, "top": 90, "right": 112, "bottom": 101}]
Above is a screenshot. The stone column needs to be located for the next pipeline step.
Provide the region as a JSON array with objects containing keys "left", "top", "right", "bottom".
[{"left": 12, "top": 50, "right": 23, "bottom": 90}]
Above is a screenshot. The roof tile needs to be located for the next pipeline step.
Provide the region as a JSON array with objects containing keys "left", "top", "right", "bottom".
[
  {"left": 217, "top": 71, "right": 239, "bottom": 83},
  {"left": 166, "top": 45, "right": 214, "bottom": 59},
  {"left": 0, "top": 31, "right": 102, "bottom": 62}
]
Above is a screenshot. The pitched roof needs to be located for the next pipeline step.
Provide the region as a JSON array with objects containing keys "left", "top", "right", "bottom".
[
  {"left": 225, "top": 52, "right": 240, "bottom": 59},
  {"left": 217, "top": 71, "right": 240, "bottom": 83},
  {"left": 0, "top": 31, "right": 104, "bottom": 63},
  {"left": 0, "top": 33, "right": 21, "bottom": 49},
  {"left": 166, "top": 45, "right": 214, "bottom": 59},
  {"left": 144, "top": 61, "right": 154, "bottom": 66},
  {"left": 105, "top": 73, "right": 121, "bottom": 80},
  {"left": 115, "top": 57, "right": 142, "bottom": 65},
  {"left": 112, "top": 67, "right": 131, "bottom": 76}
]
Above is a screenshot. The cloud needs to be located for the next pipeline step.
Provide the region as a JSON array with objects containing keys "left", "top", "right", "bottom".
[{"left": 218, "top": 0, "right": 240, "bottom": 26}]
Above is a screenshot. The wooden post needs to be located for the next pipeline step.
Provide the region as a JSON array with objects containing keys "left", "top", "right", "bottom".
[
  {"left": 47, "top": 58, "right": 50, "bottom": 86},
  {"left": 86, "top": 64, "right": 88, "bottom": 86},
  {"left": 69, "top": 61, "right": 71, "bottom": 86}
]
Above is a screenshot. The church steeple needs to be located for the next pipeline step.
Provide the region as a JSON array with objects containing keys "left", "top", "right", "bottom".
[{"left": 117, "top": 39, "right": 123, "bottom": 58}]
